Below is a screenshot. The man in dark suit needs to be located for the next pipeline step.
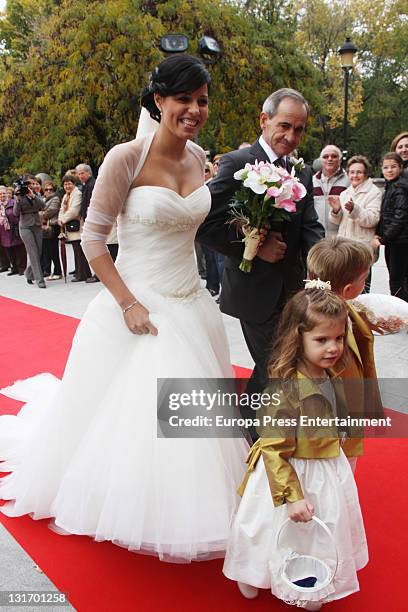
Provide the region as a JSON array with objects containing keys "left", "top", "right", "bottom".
[
  {"left": 76, "top": 164, "right": 96, "bottom": 222},
  {"left": 76, "top": 163, "right": 99, "bottom": 283},
  {"left": 197, "top": 88, "right": 324, "bottom": 425}
]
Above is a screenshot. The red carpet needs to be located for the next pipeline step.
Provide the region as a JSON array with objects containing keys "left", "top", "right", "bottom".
[{"left": 0, "top": 296, "right": 406, "bottom": 611}]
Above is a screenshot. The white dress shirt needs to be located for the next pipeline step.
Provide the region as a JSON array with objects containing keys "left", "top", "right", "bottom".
[{"left": 258, "top": 136, "right": 286, "bottom": 166}]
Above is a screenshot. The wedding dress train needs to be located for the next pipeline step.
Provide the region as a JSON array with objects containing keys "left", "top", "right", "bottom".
[{"left": 0, "top": 174, "right": 248, "bottom": 562}]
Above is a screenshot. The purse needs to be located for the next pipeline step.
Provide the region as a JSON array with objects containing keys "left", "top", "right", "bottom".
[
  {"left": 66, "top": 219, "right": 80, "bottom": 232},
  {"left": 11, "top": 222, "right": 20, "bottom": 239},
  {"left": 42, "top": 219, "right": 54, "bottom": 239}
]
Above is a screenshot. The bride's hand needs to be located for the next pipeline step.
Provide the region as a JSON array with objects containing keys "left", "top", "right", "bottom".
[{"left": 123, "top": 302, "right": 158, "bottom": 336}]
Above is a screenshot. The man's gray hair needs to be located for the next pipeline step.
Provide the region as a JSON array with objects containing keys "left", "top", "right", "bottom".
[
  {"left": 320, "top": 144, "right": 342, "bottom": 159},
  {"left": 76, "top": 163, "right": 93, "bottom": 175},
  {"left": 262, "top": 88, "right": 309, "bottom": 119}
]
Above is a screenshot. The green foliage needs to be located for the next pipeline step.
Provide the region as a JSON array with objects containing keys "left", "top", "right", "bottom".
[
  {"left": 0, "top": 0, "right": 321, "bottom": 181},
  {"left": 295, "top": 0, "right": 408, "bottom": 168},
  {"left": 294, "top": 0, "right": 363, "bottom": 144},
  {"left": 350, "top": 0, "right": 408, "bottom": 169},
  {"left": 1, "top": 0, "right": 406, "bottom": 180}
]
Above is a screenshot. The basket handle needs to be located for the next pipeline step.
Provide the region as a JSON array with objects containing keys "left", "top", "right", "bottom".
[{"left": 276, "top": 515, "right": 339, "bottom": 581}]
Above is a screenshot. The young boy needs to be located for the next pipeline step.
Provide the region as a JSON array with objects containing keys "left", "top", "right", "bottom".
[{"left": 307, "top": 236, "right": 384, "bottom": 457}]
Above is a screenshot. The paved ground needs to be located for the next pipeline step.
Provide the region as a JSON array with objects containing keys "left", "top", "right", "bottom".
[
  {"left": 0, "top": 523, "right": 72, "bottom": 611},
  {"left": 0, "top": 245, "right": 406, "bottom": 610},
  {"left": 0, "top": 244, "right": 406, "bottom": 375}
]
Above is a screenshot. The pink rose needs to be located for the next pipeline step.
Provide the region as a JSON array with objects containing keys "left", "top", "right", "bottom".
[
  {"left": 274, "top": 199, "right": 297, "bottom": 213},
  {"left": 291, "top": 181, "right": 307, "bottom": 200}
]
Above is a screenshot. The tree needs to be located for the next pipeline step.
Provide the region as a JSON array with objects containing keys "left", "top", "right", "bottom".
[
  {"left": 294, "top": 0, "right": 408, "bottom": 168},
  {"left": 0, "top": 0, "right": 322, "bottom": 181},
  {"left": 294, "top": 0, "right": 363, "bottom": 147},
  {"left": 351, "top": 0, "right": 408, "bottom": 167}
]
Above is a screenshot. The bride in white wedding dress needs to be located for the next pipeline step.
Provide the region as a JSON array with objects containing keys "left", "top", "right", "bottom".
[{"left": 0, "top": 55, "right": 248, "bottom": 562}]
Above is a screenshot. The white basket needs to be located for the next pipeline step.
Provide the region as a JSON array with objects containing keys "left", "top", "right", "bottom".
[
  {"left": 277, "top": 516, "right": 338, "bottom": 594},
  {"left": 351, "top": 293, "right": 408, "bottom": 332}
]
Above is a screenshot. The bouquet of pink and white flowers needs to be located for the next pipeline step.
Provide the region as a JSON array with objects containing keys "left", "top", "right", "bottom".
[{"left": 231, "top": 159, "right": 306, "bottom": 272}]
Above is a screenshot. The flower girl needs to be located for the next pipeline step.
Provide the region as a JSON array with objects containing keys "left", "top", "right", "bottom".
[{"left": 223, "top": 285, "right": 368, "bottom": 610}]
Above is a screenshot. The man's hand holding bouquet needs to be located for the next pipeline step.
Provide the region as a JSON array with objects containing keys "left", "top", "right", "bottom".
[{"left": 230, "top": 159, "right": 306, "bottom": 272}]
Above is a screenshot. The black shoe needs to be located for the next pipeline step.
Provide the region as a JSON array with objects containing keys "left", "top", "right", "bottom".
[
  {"left": 85, "top": 276, "right": 100, "bottom": 283},
  {"left": 27, "top": 278, "right": 34, "bottom": 285},
  {"left": 206, "top": 287, "right": 219, "bottom": 297},
  {"left": 71, "top": 277, "right": 85, "bottom": 282},
  {"left": 0, "top": 267, "right": 9, "bottom": 273},
  {"left": 7, "top": 270, "right": 18, "bottom": 276},
  {"left": 38, "top": 280, "right": 46, "bottom": 288},
  {"left": 69, "top": 270, "right": 75, "bottom": 275}
]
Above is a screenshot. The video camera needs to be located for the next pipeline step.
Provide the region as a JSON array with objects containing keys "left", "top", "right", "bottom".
[{"left": 13, "top": 177, "right": 31, "bottom": 196}]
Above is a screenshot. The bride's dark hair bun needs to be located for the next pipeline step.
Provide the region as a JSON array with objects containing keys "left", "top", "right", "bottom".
[{"left": 140, "top": 54, "right": 211, "bottom": 123}]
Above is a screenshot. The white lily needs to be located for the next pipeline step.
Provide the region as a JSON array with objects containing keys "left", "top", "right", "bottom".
[
  {"left": 290, "top": 156, "right": 305, "bottom": 171},
  {"left": 234, "top": 163, "right": 252, "bottom": 181},
  {"left": 244, "top": 170, "right": 268, "bottom": 194}
]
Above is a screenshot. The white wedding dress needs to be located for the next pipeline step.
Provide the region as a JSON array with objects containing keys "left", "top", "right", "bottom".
[{"left": 0, "top": 160, "right": 249, "bottom": 562}]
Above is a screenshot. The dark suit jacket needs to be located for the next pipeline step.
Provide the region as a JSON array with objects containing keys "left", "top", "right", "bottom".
[
  {"left": 196, "top": 139, "right": 324, "bottom": 323},
  {"left": 80, "top": 176, "right": 96, "bottom": 221}
]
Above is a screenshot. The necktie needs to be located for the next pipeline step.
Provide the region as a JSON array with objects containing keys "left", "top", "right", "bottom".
[{"left": 274, "top": 157, "right": 287, "bottom": 170}]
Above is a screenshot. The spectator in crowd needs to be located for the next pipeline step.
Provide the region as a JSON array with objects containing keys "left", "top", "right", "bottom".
[
  {"left": 0, "top": 186, "right": 6, "bottom": 208},
  {"left": 0, "top": 186, "right": 26, "bottom": 275},
  {"left": 194, "top": 162, "right": 215, "bottom": 279},
  {"left": 390, "top": 132, "right": 408, "bottom": 177},
  {"left": 212, "top": 154, "right": 223, "bottom": 176},
  {"left": 59, "top": 174, "right": 93, "bottom": 283},
  {"left": 76, "top": 163, "right": 98, "bottom": 282},
  {"left": 40, "top": 180, "right": 62, "bottom": 280},
  {"left": 204, "top": 160, "right": 214, "bottom": 183},
  {"left": 313, "top": 144, "right": 349, "bottom": 236},
  {"left": 0, "top": 185, "right": 27, "bottom": 276},
  {"left": 76, "top": 163, "right": 95, "bottom": 221},
  {"left": 0, "top": 187, "right": 11, "bottom": 272},
  {"left": 373, "top": 152, "right": 408, "bottom": 302},
  {"left": 201, "top": 160, "right": 224, "bottom": 298},
  {"left": 328, "top": 155, "right": 381, "bottom": 292},
  {"left": 391, "top": 132, "right": 408, "bottom": 295},
  {"left": 13, "top": 174, "right": 46, "bottom": 288},
  {"left": 32, "top": 176, "right": 44, "bottom": 198},
  {"left": 0, "top": 239, "right": 10, "bottom": 273}
]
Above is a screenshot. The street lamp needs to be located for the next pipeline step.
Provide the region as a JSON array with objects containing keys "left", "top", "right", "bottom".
[
  {"left": 160, "top": 34, "right": 189, "bottom": 53},
  {"left": 159, "top": 34, "right": 221, "bottom": 63},
  {"left": 338, "top": 37, "right": 358, "bottom": 158},
  {"left": 198, "top": 36, "right": 221, "bottom": 62}
]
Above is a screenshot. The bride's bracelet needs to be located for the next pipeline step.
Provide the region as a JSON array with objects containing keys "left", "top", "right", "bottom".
[{"left": 122, "top": 300, "right": 139, "bottom": 314}]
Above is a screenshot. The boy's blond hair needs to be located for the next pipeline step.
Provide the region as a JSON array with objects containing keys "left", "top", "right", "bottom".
[{"left": 307, "top": 237, "right": 373, "bottom": 293}]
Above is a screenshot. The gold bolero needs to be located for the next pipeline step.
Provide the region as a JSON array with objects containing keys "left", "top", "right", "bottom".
[{"left": 238, "top": 371, "right": 360, "bottom": 507}]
